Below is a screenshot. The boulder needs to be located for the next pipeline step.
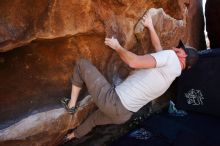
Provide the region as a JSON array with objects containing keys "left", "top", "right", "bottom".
[
  {"left": 0, "top": 95, "right": 96, "bottom": 146},
  {"left": 205, "top": 0, "right": 220, "bottom": 48},
  {"left": 0, "top": 0, "right": 206, "bottom": 146}
]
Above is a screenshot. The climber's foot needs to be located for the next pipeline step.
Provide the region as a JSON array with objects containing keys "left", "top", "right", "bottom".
[
  {"left": 61, "top": 97, "right": 78, "bottom": 114},
  {"left": 63, "top": 131, "right": 76, "bottom": 143}
]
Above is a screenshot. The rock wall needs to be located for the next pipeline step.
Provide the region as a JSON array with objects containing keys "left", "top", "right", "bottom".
[
  {"left": 0, "top": 0, "right": 206, "bottom": 146},
  {"left": 0, "top": 96, "right": 96, "bottom": 146},
  {"left": 186, "top": 0, "right": 207, "bottom": 50},
  {"left": 205, "top": 0, "right": 220, "bottom": 48}
]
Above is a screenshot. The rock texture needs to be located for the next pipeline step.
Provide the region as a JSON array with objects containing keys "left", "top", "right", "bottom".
[
  {"left": 0, "top": 0, "right": 205, "bottom": 52},
  {"left": 205, "top": 0, "right": 220, "bottom": 48},
  {"left": 135, "top": 8, "right": 185, "bottom": 53},
  {"left": 0, "top": 95, "right": 96, "bottom": 146},
  {"left": 186, "top": 0, "right": 207, "bottom": 50},
  {"left": 0, "top": 0, "right": 206, "bottom": 146}
]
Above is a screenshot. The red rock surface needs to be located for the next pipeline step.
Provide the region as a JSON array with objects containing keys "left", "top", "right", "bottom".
[{"left": 0, "top": 0, "right": 206, "bottom": 146}]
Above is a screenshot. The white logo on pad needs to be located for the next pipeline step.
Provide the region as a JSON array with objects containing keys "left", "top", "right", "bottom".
[{"left": 185, "top": 89, "right": 204, "bottom": 106}]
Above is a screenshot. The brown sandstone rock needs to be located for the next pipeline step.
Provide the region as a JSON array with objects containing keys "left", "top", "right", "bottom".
[
  {"left": 186, "top": 0, "right": 207, "bottom": 49},
  {"left": 135, "top": 8, "right": 186, "bottom": 53},
  {"left": 0, "top": 95, "right": 96, "bottom": 146},
  {"left": 0, "top": 0, "right": 206, "bottom": 146}
]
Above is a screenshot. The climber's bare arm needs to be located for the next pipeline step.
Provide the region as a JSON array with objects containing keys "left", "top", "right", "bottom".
[
  {"left": 142, "top": 14, "right": 163, "bottom": 52},
  {"left": 105, "top": 37, "right": 156, "bottom": 69}
]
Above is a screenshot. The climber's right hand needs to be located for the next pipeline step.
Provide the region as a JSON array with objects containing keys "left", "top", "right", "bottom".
[{"left": 142, "top": 14, "right": 153, "bottom": 29}]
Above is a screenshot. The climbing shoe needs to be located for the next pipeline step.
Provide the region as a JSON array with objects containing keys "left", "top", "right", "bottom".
[{"left": 61, "top": 97, "right": 78, "bottom": 114}]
